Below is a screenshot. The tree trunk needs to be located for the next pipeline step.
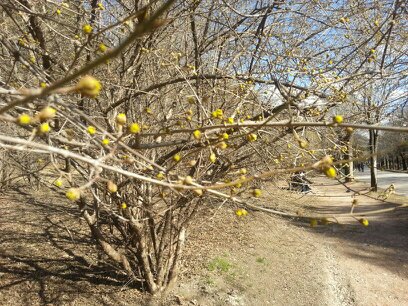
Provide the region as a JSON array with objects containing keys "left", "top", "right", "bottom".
[
  {"left": 400, "top": 154, "right": 407, "bottom": 170},
  {"left": 369, "top": 129, "right": 378, "bottom": 191}
]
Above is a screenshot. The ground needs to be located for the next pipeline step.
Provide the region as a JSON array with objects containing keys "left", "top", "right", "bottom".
[{"left": 0, "top": 176, "right": 407, "bottom": 306}]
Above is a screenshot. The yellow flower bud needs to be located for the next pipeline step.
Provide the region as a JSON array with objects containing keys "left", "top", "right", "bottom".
[
  {"left": 107, "top": 181, "right": 118, "bottom": 193},
  {"left": 346, "top": 127, "right": 354, "bottom": 134},
  {"left": 39, "top": 106, "right": 57, "bottom": 121},
  {"left": 222, "top": 133, "right": 229, "bottom": 140},
  {"left": 209, "top": 153, "right": 216, "bottom": 163},
  {"left": 121, "top": 202, "right": 127, "bottom": 209},
  {"left": 247, "top": 133, "right": 257, "bottom": 142},
  {"left": 54, "top": 179, "right": 63, "bottom": 188},
  {"left": 116, "top": 113, "right": 127, "bottom": 125},
  {"left": 193, "top": 130, "right": 201, "bottom": 140},
  {"left": 184, "top": 176, "right": 193, "bottom": 185},
  {"left": 82, "top": 24, "right": 93, "bottom": 34},
  {"left": 173, "top": 153, "right": 181, "bottom": 162},
  {"left": 252, "top": 189, "right": 262, "bottom": 198},
  {"left": 98, "top": 43, "right": 107, "bottom": 52},
  {"left": 129, "top": 123, "right": 140, "bottom": 134},
  {"left": 218, "top": 141, "right": 228, "bottom": 150},
  {"left": 102, "top": 138, "right": 110, "bottom": 145},
  {"left": 211, "top": 109, "right": 223, "bottom": 119},
  {"left": 39, "top": 122, "right": 50, "bottom": 134},
  {"left": 187, "top": 96, "right": 195, "bottom": 104},
  {"left": 193, "top": 188, "right": 203, "bottom": 196},
  {"left": 324, "top": 167, "right": 337, "bottom": 178},
  {"left": 66, "top": 188, "right": 80, "bottom": 201},
  {"left": 87, "top": 126, "right": 96, "bottom": 135},
  {"left": 76, "top": 75, "right": 102, "bottom": 98},
  {"left": 333, "top": 115, "right": 343, "bottom": 124},
  {"left": 18, "top": 113, "right": 31, "bottom": 125},
  {"left": 359, "top": 218, "right": 369, "bottom": 227}
]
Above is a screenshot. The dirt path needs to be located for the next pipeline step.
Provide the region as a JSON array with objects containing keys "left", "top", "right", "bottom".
[
  {"left": 0, "top": 178, "right": 407, "bottom": 305},
  {"left": 306, "top": 177, "right": 408, "bottom": 306},
  {"left": 173, "top": 177, "right": 408, "bottom": 306}
]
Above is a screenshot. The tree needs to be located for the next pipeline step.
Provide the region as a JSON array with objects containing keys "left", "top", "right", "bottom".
[{"left": 0, "top": 0, "right": 407, "bottom": 294}]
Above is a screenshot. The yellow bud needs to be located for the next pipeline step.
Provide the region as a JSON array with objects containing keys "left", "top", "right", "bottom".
[
  {"left": 39, "top": 122, "right": 50, "bottom": 134},
  {"left": 82, "top": 24, "right": 93, "bottom": 34},
  {"left": 87, "top": 126, "right": 96, "bottom": 135},
  {"left": 107, "top": 181, "right": 118, "bottom": 193},
  {"left": 54, "top": 179, "right": 63, "bottom": 188},
  {"left": 97, "top": 2, "right": 104, "bottom": 10},
  {"left": 193, "top": 130, "right": 201, "bottom": 140},
  {"left": 98, "top": 43, "right": 107, "bottom": 52},
  {"left": 227, "top": 117, "right": 234, "bottom": 124},
  {"left": 247, "top": 133, "right": 257, "bottom": 142},
  {"left": 333, "top": 115, "right": 343, "bottom": 124},
  {"left": 156, "top": 172, "right": 165, "bottom": 180},
  {"left": 218, "top": 141, "right": 228, "bottom": 150},
  {"left": 39, "top": 106, "right": 57, "bottom": 121},
  {"left": 40, "top": 82, "right": 47, "bottom": 88},
  {"left": 121, "top": 202, "right": 127, "bottom": 209},
  {"left": 102, "top": 138, "right": 110, "bottom": 145},
  {"left": 184, "top": 176, "right": 193, "bottom": 185},
  {"left": 235, "top": 209, "right": 243, "bottom": 217},
  {"left": 359, "top": 218, "right": 369, "bottom": 227},
  {"left": 116, "top": 113, "right": 127, "bottom": 125},
  {"left": 211, "top": 109, "right": 223, "bottom": 119},
  {"left": 193, "top": 188, "right": 203, "bottom": 196},
  {"left": 18, "top": 113, "right": 31, "bottom": 125},
  {"left": 209, "top": 153, "right": 216, "bottom": 163},
  {"left": 76, "top": 75, "right": 102, "bottom": 98},
  {"left": 240, "top": 168, "right": 247, "bottom": 174},
  {"left": 56, "top": 9, "right": 61, "bottom": 15},
  {"left": 299, "top": 140, "right": 308, "bottom": 149},
  {"left": 222, "top": 133, "right": 229, "bottom": 140},
  {"left": 66, "top": 188, "right": 80, "bottom": 201},
  {"left": 187, "top": 96, "right": 195, "bottom": 104},
  {"left": 324, "top": 167, "right": 337, "bottom": 178},
  {"left": 129, "top": 123, "right": 140, "bottom": 134},
  {"left": 252, "top": 189, "right": 262, "bottom": 198},
  {"left": 173, "top": 153, "right": 181, "bottom": 162}
]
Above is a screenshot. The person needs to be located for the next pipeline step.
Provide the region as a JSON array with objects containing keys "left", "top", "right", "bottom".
[
  {"left": 361, "top": 163, "right": 364, "bottom": 172},
  {"left": 290, "top": 171, "right": 313, "bottom": 193}
]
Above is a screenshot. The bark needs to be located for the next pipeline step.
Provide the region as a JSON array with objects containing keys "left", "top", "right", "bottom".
[
  {"left": 369, "top": 129, "right": 378, "bottom": 191},
  {"left": 82, "top": 211, "right": 135, "bottom": 280}
]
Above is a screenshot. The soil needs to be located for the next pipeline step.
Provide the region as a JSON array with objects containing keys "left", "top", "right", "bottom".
[{"left": 1, "top": 176, "right": 407, "bottom": 306}]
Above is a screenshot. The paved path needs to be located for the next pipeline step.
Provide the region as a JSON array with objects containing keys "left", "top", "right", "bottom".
[{"left": 354, "top": 170, "right": 408, "bottom": 196}]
